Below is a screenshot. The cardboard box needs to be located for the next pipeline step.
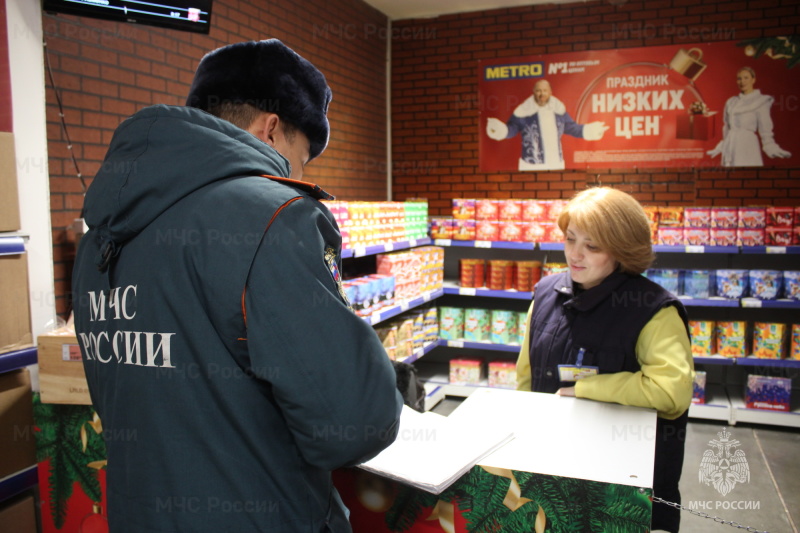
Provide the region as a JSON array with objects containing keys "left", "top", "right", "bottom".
[
  {"left": 0, "top": 253, "right": 33, "bottom": 354},
  {"left": 0, "top": 132, "right": 21, "bottom": 232},
  {"left": 0, "top": 369, "right": 36, "bottom": 480},
  {"left": 37, "top": 332, "right": 92, "bottom": 405},
  {"left": 449, "top": 358, "right": 484, "bottom": 385},
  {"left": 692, "top": 370, "right": 707, "bottom": 405},
  {"left": 745, "top": 375, "right": 790, "bottom": 412},
  {"left": 0, "top": 495, "right": 38, "bottom": 533}
]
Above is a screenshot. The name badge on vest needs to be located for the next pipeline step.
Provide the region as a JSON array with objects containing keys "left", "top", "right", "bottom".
[{"left": 558, "top": 347, "right": 598, "bottom": 382}]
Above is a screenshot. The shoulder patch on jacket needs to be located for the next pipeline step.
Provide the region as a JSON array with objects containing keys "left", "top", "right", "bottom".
[{"left": 324, "top": 246, "right": 351, "bottom": 308}]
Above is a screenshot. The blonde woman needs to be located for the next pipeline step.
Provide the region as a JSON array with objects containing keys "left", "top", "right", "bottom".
[
  {"left": 517, "top": 187, "right": 693, "bottom": 533},
  {"left": 707, "top": 66, "right": 791, "bottom": 166}
]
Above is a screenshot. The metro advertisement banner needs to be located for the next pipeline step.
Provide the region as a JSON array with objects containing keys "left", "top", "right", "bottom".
[{"left": 478, "top": 37, "right": 799, "bottom": 171}]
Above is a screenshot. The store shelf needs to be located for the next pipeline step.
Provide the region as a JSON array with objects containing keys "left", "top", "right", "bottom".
[
  {"left": 428, "top": 240, "right": 800, "bottom": 256},
  {"left": 729, "top": 392, "right": 800, "bottom": 429},
  {"left": 439, "top": 340, "right": 521, "bottom": 353},
  {"left": 653, "top": 245, "right": 739, "bottom": 254},
  {"left": 0, "top": 236, "right": 25, "bottom": 256},
  {"left": 362, "top": 288, "right": 443, "bottom": 326},
  {"left": 733, "top": 357, "right": 800, "bottom": 369},
  {"left": 676, "top": 296, "right": 740, "bottom": 308},
  {"left": 688, "top": 385, "right": 731, "bottom": 422},
  {"left": 740, "top": 246, "right": 800, "bottom": 255},
  {"left": 420, "top": 372, "right": 493, "bottom": 398},
  {"left": 442, "top": 282, "right": 532, "bottom": 300},
  {"left": 674, "top": 296, "right": 800, "bottom": 309},
  {"left": 0, "top": 347, "right": 37, "bottom": 373},
  {"left": 423, "top": 382, "right": 446, "bottom": 412},
  {"left": 341, "top": 237, "right": 432, "bottom": 259},
  {"left": 538, "top": 242, "right": 564, "bottom": 251},
  {"left": 398, "top": 339, "right": 521, "bottom": 366},
  {"left": 433, "top": 239, "right": 535, "bottom": 250},
  {"left": 398, "top": 341, "right": 440, "bottom": 365},
  {"left": 427, "top": 230, "right": 800, "bottom": 430},
  {"left": 0, "top": 465, "right": 38, "bottom": 503},
  {"left": 740, "top": 298, "right": 800, "bottom": 309},
  {"left": 692, "top": 356, "right": 799, "bottom": 369},
  {"left": 693, "top": 355, "right": 735, "bottom": 366}
]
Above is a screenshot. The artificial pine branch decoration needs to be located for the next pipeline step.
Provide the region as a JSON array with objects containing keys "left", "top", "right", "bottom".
[
  {"left": 381, "top": 465, "right": 650, "bottom": 532},
  {"left": 737, "top": 36, "right": 800, "bottom": 69},
  {"left": 457, "top": 467, "right": 519, "bottom": 532},
  {"left": 384, "top": 483, "right": 439, "bottom": 532},
  {"left": 33, "top": 394, "right": 106, "bottom": 529}
]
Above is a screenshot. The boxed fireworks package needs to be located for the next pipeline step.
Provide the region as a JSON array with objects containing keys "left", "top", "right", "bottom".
[
  {"left": 745, "top": 375, "right": 791, "bottom": 412},
  {"left": 488, "top": 361, "right": 517, "bottom": 389},
  {"left": 715, "top": 321, "right": 747, "bottom": 357},
  {"left": 752, "top": 322, "right": 787, "bottom": 359},
  {"left": 490, "top": 310, "right": 517, "bottom": 345},
  {"left": 692, "top": 371, "right": 707, "bottom": 405},
  {"left": 689, "top": 321, "right": 714, "bottom": 356},
  {"left": 438, "top": 307, "right": 465, "bottom": 340},
  {"left": 791, "top": 324, "right": 800, "bottom": 360},
  {"left": 463, "top": 308, "right": 491, "bottom": 342},
  {"left": 449, "top": 358, "right": 484, "bottom": 385}
]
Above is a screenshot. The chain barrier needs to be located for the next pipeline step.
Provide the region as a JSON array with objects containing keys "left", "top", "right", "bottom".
[{"left": 653, "top": 496, "right": 770, "bottom": 533}]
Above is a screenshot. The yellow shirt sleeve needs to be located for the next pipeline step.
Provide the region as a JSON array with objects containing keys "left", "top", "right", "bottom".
[
  {"left": 515, "top": 301, "right": 534, "bottom": 392},
  {"left": 574, "top": 305, "right": 694, "bottom": 419}
]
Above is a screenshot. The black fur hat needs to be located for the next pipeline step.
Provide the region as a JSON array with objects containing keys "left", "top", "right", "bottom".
[{"left": 186, "top": 39, "right": 332, "bottom": 160}]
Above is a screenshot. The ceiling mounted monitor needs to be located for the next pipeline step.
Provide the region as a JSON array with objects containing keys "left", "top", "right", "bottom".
[{"left": 42, "top": 0, "right": 213, "bottom": 34}]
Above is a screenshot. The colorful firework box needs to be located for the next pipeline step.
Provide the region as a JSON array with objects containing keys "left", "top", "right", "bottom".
[
  {"left": 488, "top": 361, "right": 517, "bottom": 389},
  {"left": 449, "top": 358, "right": 484, "bottom": 385},
  {"left": 745, "top": 375, "right": 791, "bottom": 412},
  {"left": 752, "top": 322, "right": 787, "bottom": 359},
  {"left": 689, "top": 321, "right": 714, "bottom": 356},
  {"left": 439, "top": 307, "right": 465, "bottom": 340},
  {"left": 692, "top": 370, "right": 707, "bottom": 404},
  {"left": 463, "top": 308, "right": 491, "bottom": 342},
  {"left": 490, "top": 310, "right": 517, "bottom": 345},
  {"left": 715, "top": 321, "right": 747, "bottom": 358}
]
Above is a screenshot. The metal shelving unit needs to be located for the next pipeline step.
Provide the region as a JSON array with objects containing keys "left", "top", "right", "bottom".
[
  {"left": 422, "top": 240, "right": 800, "bottom": 426},
  {"left": 0, "top": 236, "right": 38, "bottom": 505}
]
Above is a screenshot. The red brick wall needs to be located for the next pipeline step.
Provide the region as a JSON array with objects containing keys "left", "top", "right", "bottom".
[
  {"left": 390, "top": 0, "right": 800, "bottom": 217},
  {"left": 43, "top": 0, "right": 389, "bottom": 315}
]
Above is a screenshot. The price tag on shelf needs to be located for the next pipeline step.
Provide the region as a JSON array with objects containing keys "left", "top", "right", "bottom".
[
  {"left": 741, "top": 298, "right": 763, "bottom": 308},
  {"left": 766, "top": 246, "right": 786, "bottom": 254},
  {"left": 434, "top": 239, "right": 452, "bottom": 246},
  {"left": 474, "top": 240, "right": 492, "bottom": 248},
  {"left": 685, "top": 245, "right": 704, "bottom": 253},
  {"left": 459, "top": 288, "right": 477, "bottom": 296},
  {"left": 447, "top": 341, "right": 464, "bottom": 348},
  {"left": 383, "top": 242, "right": 395, "bottom": 252},
  {"left": 422, "top": 291, "right": 432, "bottom": 302},
  {"left": 354, "top": 246, "right": 367, "bottom": 257},
  {"left": 399, "top": 301, "right": 410, "bottom": 312},
  {"left": 409, "top": 239, "right": 418, "bottom": 247}
]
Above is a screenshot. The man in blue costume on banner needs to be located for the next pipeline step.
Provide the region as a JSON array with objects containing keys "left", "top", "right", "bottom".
[{"left": 486, "top": 79, "right": 609, "bottom": 170}]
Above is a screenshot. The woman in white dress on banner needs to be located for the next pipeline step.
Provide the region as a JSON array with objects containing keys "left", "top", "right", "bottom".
[{"left": 707, "top": 66, "right": 791, "bottom": 166}]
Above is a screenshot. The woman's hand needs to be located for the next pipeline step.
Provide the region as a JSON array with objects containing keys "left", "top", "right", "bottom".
[{"left": 556, "top": 386, "right": 576, "bottom": 397}]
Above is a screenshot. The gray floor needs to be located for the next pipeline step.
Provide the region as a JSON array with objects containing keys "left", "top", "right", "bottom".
[
  {"left": 678, "top": 421, "right": 799, "bottom": 533},
  {"left": 431, "top": 398, "right": 799, "bottom": 533}
]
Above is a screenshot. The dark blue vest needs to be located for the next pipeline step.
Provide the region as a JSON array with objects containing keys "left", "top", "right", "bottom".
[
  {"left": 528, "top": 270, "right": 692, "bottom": 530},
  {"left": 528, "top": 271, "right": 689, "bottom": 394}
]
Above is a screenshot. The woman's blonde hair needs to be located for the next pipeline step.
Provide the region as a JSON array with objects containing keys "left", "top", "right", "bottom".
[{"left": 557, "top": 187, "right": 654, "bottom": 275}]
